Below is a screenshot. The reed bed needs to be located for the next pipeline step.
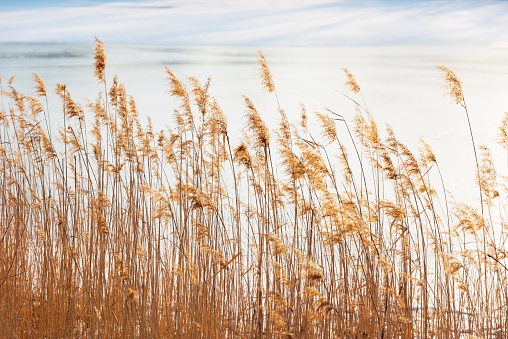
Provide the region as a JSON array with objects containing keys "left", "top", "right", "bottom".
[{"left": 0, "top": 38, "right": 507, "bottom": 338}]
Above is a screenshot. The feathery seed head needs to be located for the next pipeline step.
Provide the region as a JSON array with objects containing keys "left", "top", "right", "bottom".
[
  {"left": 55, "top": 83, "right": 66, "bottom": 96},
  {"left": 244, "top": 96, "right": 269, "bottom": 147},
  {"left": 300, "top": 104, "right": 308, "bottom": 130},
  {"left": 190, "top": 75, "right": 211, "bottom": 116},
  {"left": 478, "top": 145, "right": 499, "bottom": 201},
  {"left": 343, "top": 68, "right": 360, "bottom": 94},
  {"left": 126, "top": 288, "right": 139, "bottom": 302},
  {"left": 441, "top": 253, "right": 462, "bottom": 276},
  {"left": 257, "top": 49, "right": 275, "bottom": 93},
  {"left": 165, "top": 66, "right": 187, "bottom": 99},
  {"left": 418, "top": 139, "right": 437, "bottom": 166},
  {"left": 26, "top": 96, "right": 44, "bottom": 120},
  {"left": 7, "top": 75, "right": 15, "bottom": 88},
  {"left": 109, "top": 75, "right": 119, "bottom": 108},
  {"left": 268, "top": 234, "right": 287, "bottom": 256},
  {"left": 55, "top": 84, "right": 84, "bottom": 122},
  {"left": 454, "top": 203, "right": 486, "bottom": 234},
  {"left": 498, "top": 112, "right": 508, "bottom": 150},
  {"left": 94, "top": 36, "right": 107, "bottom": 84},
  {"left": 437, "top": 65, "right": 463, "bottom": 105},
  {"left": 316, "top": 112, "right": 337, "bottom": 145},
  {"left": 305, "top": 261, "right": 323, "bottom": 281},
  {"left": 234, "top": 143, "right": 252, "bottom": 169},
  {"left": 210, "top": 99, "right": 228, "bottom": 135},
  {"left": 32, "top": 73, "right": 47, "bottom": 97}
]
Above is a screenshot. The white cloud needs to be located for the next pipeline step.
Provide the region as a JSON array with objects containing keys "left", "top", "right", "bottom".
[{"left": 1, "top": 0, "right": 508, "bottom": 46}]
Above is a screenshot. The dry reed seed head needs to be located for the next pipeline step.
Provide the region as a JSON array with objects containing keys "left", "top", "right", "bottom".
[
  {"left": 126, "top": 288, "right": 139, "bottom": 302},
  {"left": 115, "top": 84, "right": 129, "bottom": 120},
  {"left": 257, "top": 49, "right": 275, "bottom": 93},
  {"left": 300, "top": 104, "right": 308, "bottom": 130},
  {"left": 305, "top": 261, "right": 323, "bottom": 281},
  {"left": 343, "top": 68, "right": 360, "bottom": 94},
  {"left": 96, "top": 190, "right": 112, "bottom": 208},
  {"left": 441, "top": 253, "right": 462, "bottom": 276},
  {"left": 399, "top": 143, "right": 421, "bottom": 177},
  {"left": 135, "top": 243, "right": 145, "bottom": 258},
  {"left": 376, "top": 255, "right": 393, "bottom": 272},
  {"left": 418, "top": 138, "right": 437, "bottom": 167},
  {"left": 454, "top": 203, "right": 486, "bottom": 234},
  {"left": 302, "top": 147, "right": 329, "bottom": 178},
  {"left": 26, "top": 96, "right": 44, "bottom": 121},
  {"left": 244, "top": 96, "right": 270, "bottom": 147},
  {"left": 366, "top": 114, "right": 381, "bottom": 147},
  {"left": 478, "top": 145, "right": 499, "bottom": 200},
  {"left": 7, "top": 75, "right": 15, "bottom": 88},
  {"left": 94, "top": 36, "right": 107, "bottom": 83},
  {"left": 156, "top": 130, "right": 165, "bottom": 149},
  {"left": 270, "top": 310, "right": 287, "bottom": 330},
  {"left": 456, "top": 282, "right": 468, "bottom": 293},
  {"left": 10, "top": 89, "right": 26, "bottom": 115},
  {"left": 39, "top": 125, "right": 57, "bottom": 158},
  {"left": 128, "top": 95, "right": 139, "bottom": 119},
  {"left": 32, "top": 73, "right": 47, "bottom": 97},
  {"left": 54, "top": 83, "right": 66, "bottom": 97},
  {"left": 498, "top": 112, "right": 508, "bottom": 149},
  {"left": 385, "top": 124, "right": 398, "bottom": 151},
  {"left": 90, "top": 94, "right": 108, "bottom": 132},
  {"left": 268, "top": 233, "right": 287, "bottom": 256},
  {"left": 381, "top": 200, "right": 406, "bottom": 232},
  {"left": 352, "top": 113, "right": 368, "bottom": 145},
  {"left": 189, "top": 75, "right": 211, "bottom": 115},
  {"left": 316, "top": 297, "right": 334, "bottom": 317},
  {"left": 316, "top": 112, "right": 337, "bottom": 145},
  {"left": 277, "top": 136, "right": 306, "bottom": 181},
  {"left": 108, "top": 75, "right": 119, "bottom": 108},
  {"left": 380, "top": 149, "right": 397, "bottom": 180},
  {"left": 210, "top": 99, "right": 228, "bottom": 135},
  {"left": 277, "top": 108, "right": 291, "bottom": 141},
  {"left": 164, "top": 66, "right": 187, "bottom": 99},
  {"left": 54, "top": 83, "right": 84, "bottom": 123},
  {"left": 436, "top": 65, "right": 463, "bottom": 105},
  {"left": 67, "top": 96, "right": 85, "bottom": 122},
  {"left": 36, "top": 221, "right": 46, "bottom": 242}
]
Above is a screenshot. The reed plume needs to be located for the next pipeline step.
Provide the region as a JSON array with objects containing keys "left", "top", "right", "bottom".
[
  {"left": 343, "top": 68, "right": 360, "bottom": 94},
  {"left": 437, "top": 65, "right": 463, "bottom": 105},
  {"left": 32, "top": 72, "right": 47, "bottom": 97},
  {"left": 94, "top": 36, "right": 107, "bottom": 83},
  {"left": 257, "top": 49, "right": 275, "bottom": 93}
]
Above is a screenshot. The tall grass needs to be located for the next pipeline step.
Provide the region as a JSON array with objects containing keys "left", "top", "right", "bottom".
[{"left": 0, "top": 38, "right": 507, "bottom": 338}]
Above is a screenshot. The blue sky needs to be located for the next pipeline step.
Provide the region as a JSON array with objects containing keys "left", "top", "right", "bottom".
[
  {"left": 1, "top": 0, "right": 508, "bottom": 46},
  {"left": 0, "top": 0, "right": 137, "bottom": 9}
]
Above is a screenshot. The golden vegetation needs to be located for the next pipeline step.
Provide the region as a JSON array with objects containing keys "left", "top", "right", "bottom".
[{"left": 0, "top": 39, "right": 507, "bottom": 338}]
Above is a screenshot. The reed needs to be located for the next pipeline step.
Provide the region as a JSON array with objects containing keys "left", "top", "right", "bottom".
[{"left": 0, "top": 38, "right": 506, "bottom": 338}]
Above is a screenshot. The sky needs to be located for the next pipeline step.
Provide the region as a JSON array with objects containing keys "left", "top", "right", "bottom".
[{"left": 1, "top": 0, "right": 508, "bottom": 46}]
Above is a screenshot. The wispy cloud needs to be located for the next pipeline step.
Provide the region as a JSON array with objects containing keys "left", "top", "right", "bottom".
[{"left": 1, "top": 0, "right": 507, "bottom": 46}]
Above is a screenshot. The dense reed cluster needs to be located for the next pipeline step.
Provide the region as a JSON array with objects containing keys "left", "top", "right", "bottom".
[{"left": 1, "top": 39, "right": 507, "bottom": 338}]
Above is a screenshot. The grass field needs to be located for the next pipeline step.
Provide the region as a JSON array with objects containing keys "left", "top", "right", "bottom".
[{"left": 0, "top": 37, "right": 507, "bottom": 338}]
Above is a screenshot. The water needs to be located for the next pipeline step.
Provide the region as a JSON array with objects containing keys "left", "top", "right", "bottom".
[{"left": 2, "top": 42, "right": 508, "bottom": 204}]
